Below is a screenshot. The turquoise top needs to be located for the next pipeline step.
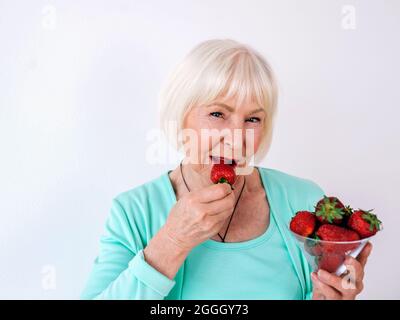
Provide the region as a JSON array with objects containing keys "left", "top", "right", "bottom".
[{"left": 81, "top": 167, "right": 325, "bottom": 300}]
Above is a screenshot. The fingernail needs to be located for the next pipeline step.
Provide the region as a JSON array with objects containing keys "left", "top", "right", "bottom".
[
  {"left": 311, "top": 272, "right": 319, "bottom": 283},
  {"left": 317, "top": 269, "right": 326, "bottom": 280},
  {"left": 311, "top": 272, "right": 317, "bottom": 280}
]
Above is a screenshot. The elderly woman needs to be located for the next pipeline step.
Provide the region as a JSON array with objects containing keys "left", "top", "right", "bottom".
[{"left": 81, "top": 39, "right": 371, "bottom": 300}]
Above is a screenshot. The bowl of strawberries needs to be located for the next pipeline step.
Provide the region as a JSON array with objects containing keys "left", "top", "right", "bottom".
[{"left": 289, "top": 196, "right": 382, "bottom": 276}]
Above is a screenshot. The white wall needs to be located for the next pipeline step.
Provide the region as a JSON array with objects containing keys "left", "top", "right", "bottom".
[{"left": 0, "top": 0, "right": 399, "bottom": 299}]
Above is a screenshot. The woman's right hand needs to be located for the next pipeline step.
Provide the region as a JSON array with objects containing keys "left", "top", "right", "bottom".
[{"left": 163, "top": 182, "right": 236, "bottom": 251}]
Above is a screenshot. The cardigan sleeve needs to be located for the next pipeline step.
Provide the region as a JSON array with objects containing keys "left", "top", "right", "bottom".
[{"left": 80, "top": 198, "right": 176, "bottom": 300}]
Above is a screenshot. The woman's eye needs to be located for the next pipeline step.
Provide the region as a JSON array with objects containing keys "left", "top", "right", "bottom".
[
  {"left": 210, "top": 111, "right": 223, "bottom": 118},
  {"left": 246, "top": 117, "right": 261, "bottom": 123}
]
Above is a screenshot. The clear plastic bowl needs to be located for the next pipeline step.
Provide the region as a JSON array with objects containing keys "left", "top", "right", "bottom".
[{"left": 290, "top": 230, "right": 374, "bottom": 276}]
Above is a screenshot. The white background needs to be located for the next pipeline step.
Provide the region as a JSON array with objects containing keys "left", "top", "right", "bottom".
[{"left": 0, "top": 0, "right": 399, "bottom": 299}]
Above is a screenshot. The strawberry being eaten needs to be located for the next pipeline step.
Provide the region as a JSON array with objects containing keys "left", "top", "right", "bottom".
[{"left": 210, "top": 156, "right": 237, "bottom": 188}]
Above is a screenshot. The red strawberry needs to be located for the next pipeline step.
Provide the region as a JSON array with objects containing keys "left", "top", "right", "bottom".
[
  {"left": 316, "top": 224, "right": 360, "bottom": 242},
  {"left": 316, "top": 253, "right": 345, "bottom": 273},
  {"left": 290, "top": 211, "right": 316, "bottom": 237},
  {"left": 210, "top": 163, "right": 236, "bottom": 186},
  {"left": 305, "top": 238, "right": 323, "bottom": 256},
  {"left": 348, "top": 209, "right": 382, "bottom": 238},
  {"left": 316, "top": 224, "right": 360, "bottom": 254},
  {"left": 314, "top": 196, "right": 346, "bottom": 224}
]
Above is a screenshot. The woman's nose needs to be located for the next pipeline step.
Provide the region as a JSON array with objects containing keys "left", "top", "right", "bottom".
[
  {"left": 221, "top": 127, "right": 246, "bottom": 156},
  {"left": 223, "top": 119, "right": 246, "bottom": 142}
]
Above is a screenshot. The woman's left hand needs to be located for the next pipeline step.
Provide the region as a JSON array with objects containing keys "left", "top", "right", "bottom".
[{"left": 311, "top": 242, "right": 373, "bottom": 300}]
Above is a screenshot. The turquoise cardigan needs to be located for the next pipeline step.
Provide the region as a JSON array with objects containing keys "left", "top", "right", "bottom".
[{"left": 81, "top": 167, "right": 324, "bottom": 300}]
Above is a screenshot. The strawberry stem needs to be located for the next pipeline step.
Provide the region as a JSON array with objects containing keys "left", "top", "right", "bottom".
[
  {"left": 218, "top": 177, "right": 228, "bottom": 184},
  {"left": 218, "top": 177, "right": 234, "bottom": 190},
  {"left": 360, "top": 209, "right": 382, "bottom": 232}
]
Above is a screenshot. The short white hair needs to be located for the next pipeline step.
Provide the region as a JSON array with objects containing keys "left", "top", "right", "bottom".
[{"left": 158, "top": 39, "right": 279, "bottom": 164}]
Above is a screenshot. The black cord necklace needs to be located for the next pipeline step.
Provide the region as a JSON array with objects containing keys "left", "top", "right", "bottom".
[{"left": 179, "top": 160, "right": 246, "bottom": 243}]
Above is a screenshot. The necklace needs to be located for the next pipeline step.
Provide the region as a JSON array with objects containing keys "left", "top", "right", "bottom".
[{"left": 179, "top": 160, "right": 246, "bottom": 243}]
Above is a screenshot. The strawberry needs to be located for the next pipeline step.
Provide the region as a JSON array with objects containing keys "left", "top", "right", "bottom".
[
  {"left": 316, "top": 224, "right": 360, "bottom": 242},
  {"left": 305, "top": 238, "right": 323, "bottom": 256},
  {"left": 348, "top": 209, "right": 382, "bottom": 238},
  {"left": 316, "top": 253, "right": 345, "bottom": 273},
  {"left": 290, "top": 211, "right": 317, "bottom": 237},
  {"left": 314, "top": 196, "right": 346, "bottom": 224},
  {"left": 316, "top": 224, "right": 360, "bottom": 254},
  {"left": 210, "top": 163, "right": 236, "bottom": 187}
]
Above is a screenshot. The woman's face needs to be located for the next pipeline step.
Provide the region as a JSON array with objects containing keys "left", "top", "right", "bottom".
[{"left": 182, "top": 96, "right": 266, "bottom": 170}]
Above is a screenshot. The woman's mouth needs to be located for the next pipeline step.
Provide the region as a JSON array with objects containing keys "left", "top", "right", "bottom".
[{"left": 209, "top": 156, "right": 237, "bottom": 167}]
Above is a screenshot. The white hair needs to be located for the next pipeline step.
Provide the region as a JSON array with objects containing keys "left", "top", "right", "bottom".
[{"left": 158, "top": 39, "right": 279, "bottom": 164}]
